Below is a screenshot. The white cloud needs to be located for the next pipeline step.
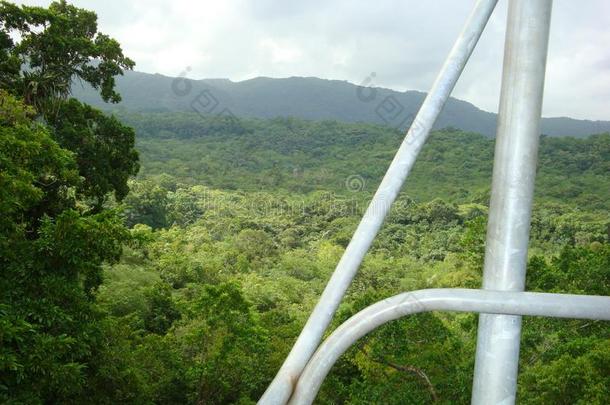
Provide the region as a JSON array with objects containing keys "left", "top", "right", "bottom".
[{"left": 12, "top": 0, "right": 610, "bottom": 119}]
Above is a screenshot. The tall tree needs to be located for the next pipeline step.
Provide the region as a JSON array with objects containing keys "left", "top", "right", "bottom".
[
  {"left": 1, "top": 0, "right": 139, "bottom": 210},
  {"left": 0, "top": 0, "right": 134, "bottom": 112},
  {"left": 0, "top": 1, "right": 140, "bottom": 401}
]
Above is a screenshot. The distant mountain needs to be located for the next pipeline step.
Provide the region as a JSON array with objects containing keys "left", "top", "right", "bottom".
[{"left": 72, "top": 70, "right": 610, "bottom": 137}]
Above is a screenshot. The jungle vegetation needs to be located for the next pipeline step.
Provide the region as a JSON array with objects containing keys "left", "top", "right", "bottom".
[{"left": 1, "top": 1, "right": 609, "bottom": 404}]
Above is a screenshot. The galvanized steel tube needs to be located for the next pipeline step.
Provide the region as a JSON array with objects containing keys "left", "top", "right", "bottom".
[
  {"left": 288, "top": 289, "right": 610, "bottom": 405},
  {"left": 259, "top": 2, "right": 498, "bottom": 403},
  {"left": 471, "top": 1, "right": 553, "bottom": 404}
]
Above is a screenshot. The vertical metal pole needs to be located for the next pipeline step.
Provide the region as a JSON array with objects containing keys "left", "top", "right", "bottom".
[{"left": 471, "top": 1, "right": 552, "bottom": 404}]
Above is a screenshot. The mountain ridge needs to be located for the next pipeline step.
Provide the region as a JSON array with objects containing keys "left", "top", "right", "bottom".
[{"left": 71, "top": 70, "right": 610, "bottom": 137}]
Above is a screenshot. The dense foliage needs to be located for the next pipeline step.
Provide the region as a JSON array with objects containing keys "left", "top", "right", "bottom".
[
  {"left": 1, "top": 1, "right": 138, "bottom": 402},
  {"left": 103, "top": 176, "right": 609, "bottom": 403},
  {"left": 109, "top": 113, "right": 608, "bottom": 403},
  {"left": 124, "top": 112, "right": 609, "bottom": 211}
]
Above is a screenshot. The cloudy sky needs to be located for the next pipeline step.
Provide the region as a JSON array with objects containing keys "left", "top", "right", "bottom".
[{"left": 15, "top": 0, "right": 610, "bottom": 120}]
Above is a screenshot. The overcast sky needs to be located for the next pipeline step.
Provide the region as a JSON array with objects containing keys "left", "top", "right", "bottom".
[{"left": 15, "top": 0, "right": 610, "bottom": 120}]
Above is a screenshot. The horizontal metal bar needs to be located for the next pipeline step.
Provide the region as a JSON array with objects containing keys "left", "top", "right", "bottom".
[
  {"left": 258, "top": 2, "right": 499, "bottom": 403},
  {"left": 288, "top": 288, "right": 610, "bottom": 405}
]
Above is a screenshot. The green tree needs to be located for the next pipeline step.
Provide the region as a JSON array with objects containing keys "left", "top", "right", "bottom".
[
  {"left": 123, "top": 179, "right": 170, "bottom": 229},
  {"left": 1, "top": 0, "right": 138, "bottom": 211},
  {"left": 142, "top": 282, "right": 181, "bottom": 335},
  {"left": 179, "top": 283, "right": 272, "bottom": 404},
  {"left": 0, "top": 109, "right": 131, "bottom": 398},
  {"left": 0, "top": 0, "right": 134, "bottom": 112},
  {"left": 0, "top": 1, "right": 140, "bottom": 400},
  {"left": 0, "top": 90, "right": 78, "bottom": 233},
  {"left": 47, "top": 98, "right": 139, "bottom": 209}
]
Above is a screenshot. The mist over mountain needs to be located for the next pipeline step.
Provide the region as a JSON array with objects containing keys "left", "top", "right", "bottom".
[{"left": 72, "top": 70, "right": 610, "bottom": 138}]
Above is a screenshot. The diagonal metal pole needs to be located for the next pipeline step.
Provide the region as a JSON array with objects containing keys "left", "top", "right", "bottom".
[
  {"left": 471, "top": 1, "right": 553, "bottom": 404},
  {"left": 260, "top": 1, "right": 498, "bottom": 403}
]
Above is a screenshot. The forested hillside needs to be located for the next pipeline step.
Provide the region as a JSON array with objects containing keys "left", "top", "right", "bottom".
[
  {"left": 122, "top": 112, "right": 610, "bottom": 211},
  {"left": 1, "top": 1, "right": 609, "bottom": 404},
  {"left": 72, "top": 70, "right": 610, "bottom": 138}
]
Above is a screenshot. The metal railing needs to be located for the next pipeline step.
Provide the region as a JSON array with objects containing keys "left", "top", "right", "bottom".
[
  {"left": 287, "top": 289, "right": 610, "bottom": 404},
  {"left": 260, "top": 1, "right": 610, "bottom": 404}
]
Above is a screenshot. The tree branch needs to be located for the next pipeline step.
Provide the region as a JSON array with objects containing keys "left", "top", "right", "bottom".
[{"left": 360, "top": 347, "right": 439, "bottom": 403}]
